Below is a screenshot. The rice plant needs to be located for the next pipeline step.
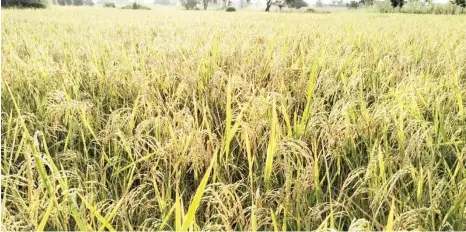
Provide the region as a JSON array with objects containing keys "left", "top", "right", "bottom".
[{"left": 1, "top": 8, "right": 466, "bottom": 231}]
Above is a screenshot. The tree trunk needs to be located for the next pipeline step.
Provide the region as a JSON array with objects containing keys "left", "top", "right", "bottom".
[
  {"left": 203, "top": 0, "right": 207, "bottom": 9},
  {"left": 265, "top": 0, "right": 272, "bottom": 11}
]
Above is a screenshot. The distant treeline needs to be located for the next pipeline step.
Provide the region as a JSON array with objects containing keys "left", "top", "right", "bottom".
[
  {"left": 1, "top": 0, "right": 48, "bottom": 8},
  {"left": 0, "top": 0, "right": 134, "bottom": 7},
  {"left": 376, "top": 0, "right": 465, "bottom": 14},
  {"left": 2, "top": 0, "right": 464, "bottom": 14}
]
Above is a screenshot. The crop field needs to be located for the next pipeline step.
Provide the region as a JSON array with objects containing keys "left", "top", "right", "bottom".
[{"left": 1, "top": 8, "right": 466, "bottom": 231}]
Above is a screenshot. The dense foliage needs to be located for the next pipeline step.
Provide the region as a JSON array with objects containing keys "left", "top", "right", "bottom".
[
  {"left": 347, "top": 1, "right": 359, "bottom": 9},
  {"left": 102, "top": 1, "right": 115, "bottom": 7},
  {"left": 390, "top": 0, "right": 404, "bottom": 8},
  {"left": 180, "top": 0, "right": 198, "bottom": 9},
  {"left": 284, "top": 0, "right": 308, "bottom": 9},
  {"left": 454, "top": 0, "right": 465, "bottom": 8},
  {"left": 1, "top": 0, "right": 47, "bottom": 8}
]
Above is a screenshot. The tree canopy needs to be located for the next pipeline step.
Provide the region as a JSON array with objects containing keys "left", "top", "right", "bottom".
[{"left": 1, "top": 0, "right": 47, "bottom": 8}]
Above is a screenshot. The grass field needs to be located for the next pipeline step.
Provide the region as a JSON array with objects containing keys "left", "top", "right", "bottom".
[{"left": 2, "top": 7, "right": 466, "bottom": 231}]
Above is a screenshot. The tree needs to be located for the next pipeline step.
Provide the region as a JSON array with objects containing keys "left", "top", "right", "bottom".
[
  {"left": 316, "top": 0, "right": 323, "bottom": 7},
  {"left": 453, "top": 0, "right": 465, "bottom": 8},
  {"left": 73, "top": 0, "right": 83, "bottom": 5},
  {"left": 287, "top": 0, "right": 308, "bottom": 8},
  {"left": 265, "top": 0, "right": 273, "bottom": 11},
  {"left": 57, "top": 0, "right": 71, "bottom": 5},
  {"left": 265, "top": 0, "right": 308, "bottom": 11},
  {"left": 239, "top": 0, "right": 247, "bottom": 8},
  {"left": 202, "top": 0, "right": 208, "bottom": 9},
  {"left": 347, "top": 0, "right": 358, "bottom": 8},
  {"left": 85, "top": 0, "right": 94, "bottom": 5},
  {"left": 102, "top": 1, "right": 115, "bottom": 6},
  {"left": 276, "top": 0, "right": 284, "bottom": 11},
  {"left": 221, "top": 0, "right": 230, "bottom": 7},
  {"left": 180, "top": 0, "right": 198, "bottom": 9},
  {"left": 390, "top": 0, "right": 404, "bottom": 8},
  {"left": 2, "top": 0, "right": 48, "bottom": 7}
]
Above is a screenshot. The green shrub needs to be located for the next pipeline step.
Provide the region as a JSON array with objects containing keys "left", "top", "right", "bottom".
[
  {"left": 121, "top": 2, "right": 150, "bottom": 9},
  {"left": 225, "top": 6, "right": 236, "bottom": 11},
  {"left": 430, "top": 3, "right": 461, "bottom": 14},
  {"left": 400, "top": 1, "right": 426, "bottom": 14},
  {"left": 304, "top": 8, "right": 316, "bottom": 12},
  {"left": 375, "top": 0, "right": 393, "bottom": 13},
  {"left": 102, "top": 1, "right": 115, "bottom": 7}
]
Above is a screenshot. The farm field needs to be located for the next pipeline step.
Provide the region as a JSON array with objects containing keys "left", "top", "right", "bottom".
[{"left": 1, "top": 8, "right": 466, "bottom": 231}]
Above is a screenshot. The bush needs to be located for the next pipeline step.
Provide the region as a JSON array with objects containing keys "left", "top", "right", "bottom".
[
  {"left": 375, "top": 0, "right": 393, "bottom": 13},
  {"left": 102, "top": 1, "right": 115, "bottom": 7},
  {"left": 225, "top": 6, "right": 235, "bottom": 11},
  {"left": 403, "top": 1, "right": 429, "bottom": 13},
  {"left": 304, "top": 8, "right": 316, "bottom": 12},
  {"left": 121, "top": 2, "right": 150, "bottom": 9},
  {"left": 193, "top": 6, "right": 200, "bottom": 10}
]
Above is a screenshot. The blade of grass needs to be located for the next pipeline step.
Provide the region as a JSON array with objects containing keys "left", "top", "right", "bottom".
[
  {"left": 78, "top": 193, "right": 116, "bottom": 232},
  {"left": 181, "top": 149, "right": 218, "bottom": 231},
  {"left": 36, "top": 198, "right": 54, "bottom": 232}
]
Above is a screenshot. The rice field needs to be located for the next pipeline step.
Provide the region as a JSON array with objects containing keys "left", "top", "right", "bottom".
[{"left": 1, "top": 7, "right": 466, "bottom": 231}]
